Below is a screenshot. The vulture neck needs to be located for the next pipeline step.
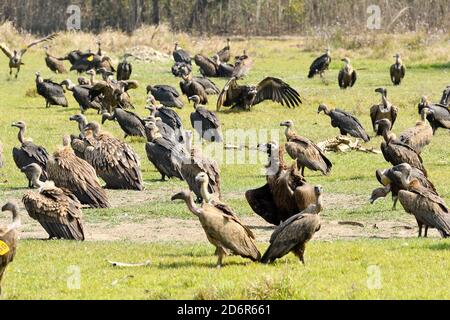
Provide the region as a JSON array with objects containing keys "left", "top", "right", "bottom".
[
  {"left": 266, "top": 146, "right": 284, "bottom": 175},
  {"left": 7, "top": 206, "right": 21, "bottom": 232},
  {"left": 32, "top": 174, "right": 45, "bottom": 189},
  {"left": 78, "top": 120, "right": 87, "bottom": 137},
  {"left": 314, "top": 194, "right": 323, "bottom": 214},
  {"left": 17, "top": 126, "right": 26, "bottom": 144},
  {"left": 184, "top": 194, "right": 202, "bottom": 217},
  {"left": 65, "top": 80, "right": 75, "bottom": 91},
  {"left": 199, "top": 180, "right": 213, "bottom": 204},
  {"left": 383, "top": 130, "right": 395, "bottom": 143},
  {"left": 381, "top": 95, "right": 390, "bottom": 109},
  {"left": 284, "top": 126, "right": 294, "bottom": 140}
]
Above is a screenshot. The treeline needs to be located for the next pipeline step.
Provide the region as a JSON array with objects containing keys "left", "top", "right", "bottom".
[{"left": 1, "top": 0, "right": 449, "bottom": 35}]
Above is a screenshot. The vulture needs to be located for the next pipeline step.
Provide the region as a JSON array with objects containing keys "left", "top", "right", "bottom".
[
  {"left": 194, "top": 54, "right": 218, "bottom": 77},
  {"left": 318, "top": 104, "right": 370, "bottom": 142},
  {"left": 216, "top": 38, "right": 231, "bottom": 63},
  {"left": 370, "top": 163, "right": 436, "bottom": 210},
  {"left": 418, "top": 96, "right": 450, "bottom": 134},
  {"left": 60, "top": 79, "right": 102, "bottom": 113},
  {"left": 146, "top": 84, "right": 184, "bottom": 109},
  {"left": 217, "top": 77, "right": 301, "bottom": 111},
  {"left": 189, "top": 95, "right": 223, "bottom": 143},
  {"left": 144, "top": 121, "right": 186, "bottom": 181},
  {"left": 0, "top": 202, "right": 20, "bottom": 295},
  {"left": 440, "top": 86, "right": 450, "bottom": 107},
  {"left": 260, "top": 186, "right": 323, "bottom": 264},
  {"left": 21, "top": 164, "right": 85, "bottom": 241},
  {"left": 46, "top": 136, "right": 110, "bottom": 209},
  {"left": 171, "top": 190, "right": 260, "bottom": 267},
  {"left": 89, "top": 77, "right": 139, "bottom": 112},
  {"left": 213, "top": 55, "right": 235, "bottom": 77},
  {"left": 67, "top": 42, "right": 115, "bottom": 74},
  {"left": 245, "top": 141, "right": 317, "bottom": 225},
  {"left": 180, "top": 73, "right": 220, "bottom": 103},
  {"left": 171, "top": 61, "right": 192, "bottom": 77},
  {"left": 117, "top": 54, "right": 132, "bottom": 81},
  {"left": 58, "top": 49, "right": 85, "bottom": 66},
  {"left": 390, "top": 53, "right": 405, "bottom": 86},
  {"left": 44, "top": 46, "right": 67, "bottom": 74},
  {"left": 181, "top": 138, "right": 221, "bottom": 202},
  {"left": 145, "top": 102, "right": 183, "bottom": 132},
  {"left": 370, "top": 87, "right": 398, "bottom": 134},
  {"left": 376, "top": 119, "right": 427, "bottom": 175},
  {"left": 0, "top": 33, "right": 58, "bottom": 78},
  {"left": 101, "top": 107, "right": 146, "bottom": 139},
  {"left": 308, "top": 48, "right": 331, "bottom": 79},
  {"left": 397, "top": 165, "right": 449, "bottom": 237},
  {"left": 35, "top": 72, "right": 68, "bottom": 108},
  {"left": 280, "top": 120, "right": 332, "bottom": 176},
  {"left": 144, "top": 115, "right": 177, "bottom": 142},
  {"left": 0, "top": 141, "right": 3, "bottom": 168},
  {"left": 12, "top": 121, "right": 49, "bottom": 187},
  {"left": 70, "top": 117, "right": 144, "bottom": 190},
  {"left": 77, "top": 69, "right": 98, "bottom": 86},
  {"left": 232, "top": 50, "right": 253, "bottom": 79},
  {"left": 173, "top": 42, "right": 191, "bottom": 64},
  {"left": 399, "top": 108, "right": 433, "bottom": 154},
  {"left": 338, "top": 57, "right": 357, "bottom": 89}
]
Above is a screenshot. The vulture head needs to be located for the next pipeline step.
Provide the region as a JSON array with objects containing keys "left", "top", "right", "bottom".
[
  {"left": 86, "top": 69, "right": 96, "bottom": 76},
  {"left": 11, "top": 121, "right": 26, "bottom": 130},
  {"left": 341, "top": 57, "right": 350, "bottom": 64},
  {"left": 279, "top": 120, "right": 294, "bottom": 128},
  {"left": 369, "top": 186, "right": 391, "bottom": 204},
  {"left": 374, "top": 119, "right": 392, "bottom": 139},
  {"left": 188, "top": 95, "right": 202, "bottom": 107},
  {"left": 171, "top": 190, "right": 191, "bottom": 202},
  {"left": 70, "top": 114, "right": 88, "bottom": 127},
  {"left": 376, "top": 168, "right": 391, "bottom": 186},
  {"left": 21, "top": 163, "right": 42, "bottom": 186},
  {"left": 375, "top": 87, "right": 387, "bottom": 97},
  {"left": 314, "top": 185, "right": 323, "bottom": 196},
  {"left": 317, "top": 104, "right": 330, "bottom": 115},
  {"left": 84, "top": 122, "right": 101, "bottom": 137},
  {"left": 1, "top": 201, "right": 17, "bottom": 214},
  {"left": 35, "top": 71, "right": 43, "bottom": 83}
]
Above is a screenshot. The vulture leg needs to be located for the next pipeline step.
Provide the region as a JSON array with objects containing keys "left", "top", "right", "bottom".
[
  {"left": 160, "top": 174, "right": 166, "bottom": 182},
  {"left": 28, "top": 179, "right": 32, "bottom": 188},
  {"left": 301, "top": 166, "right": 305, "bottom": 177},
  {"left": 216, "top": 247, "right": 225, "bottom": 268},
  {"left": 392, "top": 196, "right": 398, "bottom": 210},
  {"left": 15, "top": 67, "right": 19, "bottom": 78},
  {"left": 424, "top": 226, "right": 429, "bottom": 238},
  {"left": 9, "top": 67, "right": 12, "bottom": 76},
  {"left": 124, "top": 134, "right": 128, "bottom": 139},
  {"left": 294, "top": 243, "right": 306, "bottom": 265},
  {"left": 417, "top": 221, "right": 423, "bottom": 238}
]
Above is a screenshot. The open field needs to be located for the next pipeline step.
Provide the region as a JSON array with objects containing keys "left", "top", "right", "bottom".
[{"left": 0, "top": 28, "right": 449, "bottom": 299}]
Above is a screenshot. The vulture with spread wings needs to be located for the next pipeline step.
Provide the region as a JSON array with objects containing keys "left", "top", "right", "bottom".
[
  {"left": 0, "top": 33, "right": 58, "bottom": 78},
  {"left": 217, "top": 77, "right": 302, "bottom": 111}
]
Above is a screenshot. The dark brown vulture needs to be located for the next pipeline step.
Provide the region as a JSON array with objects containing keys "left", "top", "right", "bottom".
[
  {"left": 0, "top": 33, "right": 58, "bottom": 78},
  {"left": 440, "top": 86, "right": 450, "bottom": 107},
  {"left": 212, "top": 55, "right": 235, "bottom": 77},
  {"left": 370, "top": 88, "right": 398, "bottom": 134},
  {"left": 260, "top": 186, "right": 323, "bottom": 264},
  {"left": 390, "top": 53, "right": 405, "bottom": 85},
  {"left": 216, "top": 38, "right": 231, "bottom": 63},
  {"left": 397, "top": 166, "right": 449, "bottom": 237},
  {"left": 146, "top": 84, "right": 184, "bottom": 109},
  {"left": 194, "top": 54, "right": 218, "bottom": 77},
  {"left": 60, "top": 79, "right": 102, "bottom": 114},
  {"left": 0, "top": 202, "right": 20, "bottom": 295},
  {"left": 117, "top": 54, "right": 132, "bottom": 81},
  {"left": 12, "top": 121, "right": 49, "bottom": 187},
  {"left": 318, "top": 104, "right": 370, "bottom": 142},
  {"left": 171, "top": 190, "right": 260, "bottom": 267},
  {"left": 46, "top": 136, "right": 110, "bottom": 209},
  {"left": 217, "top": 77, "right": 301, "bottom": 111},
  {"left": 44, "top": 46, "right": 67, "bottom": 74},
  {"left": 399, "top": 108, "right": 433, "bottom": 154},
  {"left": 21, "top": 163, "right": 85, "bottom": 241},
  {"left": 245, "top": 141, "right": 317, "bottom": 225},
  {"left": 89, "top": 78, "right": 138, "bottom": 112},
  {"left": 189, "top": 96, "right": 223, "bottom": 142},
  {"left": 280, "top": 120, "right": 332, "bottom": 176},
  {"left": 172, "top": 61, "right": 192, "bottom": 77},
  {"left": 145, "top": 102, "right": 183, "bottom": 132},
  {"left": 173, "top": 42, "right": 191, "bottom": 64},
  {"left": 144, "top": 121, "right": 186, "bottom": 181},
  {"left": 376, "top": 119, "right": 427, "bottom": 176},
  {"left": 101, "top": 107, "right": 146, "bottom": 139},
  {"left": 35, "top": 72, "right": 68, "bottom": 108},
  {"left": 418, "top": 96, "right": 450, "bottom": 134},
  {"left": 70, "top": 117, "right": 144, "bottom": 190},
  {"left": 308, "top": 48, "right": 331, "bottom": 79},
  {"left": 232, "top": 50, "right": 253, "bottom": 79},
  {"left": 180, "top": 73, "right": 209, "bottom": 105},
  {"left": 338, "top": 57, "right": 357, "bottom": 89}
]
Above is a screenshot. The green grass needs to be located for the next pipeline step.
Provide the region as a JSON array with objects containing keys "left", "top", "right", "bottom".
[
  {"left": 0, "top": 37, "right": 449, "bottom": 299},
  {"left": 3, "top": 239, "right": 450, "bottom": 299}
]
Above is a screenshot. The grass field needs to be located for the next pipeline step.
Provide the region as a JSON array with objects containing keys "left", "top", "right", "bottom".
[{"left": 0, "top": 30, "right": 449, "bottom": 299}]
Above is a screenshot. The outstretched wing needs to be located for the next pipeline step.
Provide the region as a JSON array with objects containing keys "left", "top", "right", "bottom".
[
  {"left": 21, "top": 33, "right": 58, "bottom": 55},
  {"left": 216, "top": 77, "right": 241, "bottom": 110},
  {"left": 253, "top": 77, "right": 302, "bottom": 108},
  {"left": 0, "top": 44, "right": 13, "bottom": 58}
]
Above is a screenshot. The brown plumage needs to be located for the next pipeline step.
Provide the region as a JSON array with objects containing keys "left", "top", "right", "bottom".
[
  {"left": 280, "top": 120, "right": 332, "bottom": 176},
  {"left": 370, "top": 88, "right": 398, "bottom": 134},
  {"left": 171, "top": 190, "right": 260, "bottom": 267},
  {"left": 397, "top": 166, "right": 449, "bottom": 237},
  {"left": 245, "top": 142, "right": 317, "bottom": 225},
  {"left": 377, "top": 119, "right": 427, "bottom": 176},
  {"left": 338, "top": 57, "right": 357, "bottom": 89},
  {"left": 260, "top": 186, "right": 323, "bottom": 264},
  {"left": 44, "top": 46, "right": 67, "bottom": 74},
  {"left": 46, "top": 136, "right": 110, "bottom": 208},
  {"left": 370, "top": 163, "right": 436, "bottom": 210},
  {"left": 0, "top": 202, "right": 20, "bottom": 295},
  {"left": 216, "top": 38, "right": 231, "bottom": 63},
  {"left": 390, "top": 53, "right": 405, "bottom": 85},
  {"left": 180, "top": 73, "right": 209, "bottom": 104},
  {"left": 21, "top": 164, "right": 85, "bottom": 240},
  {"left": 399, "top": 108, "right": 433, "bottom": 154},
  {"left": 194, "top": 54, "right": 218, "bottom": 77},
  {"left": 232, "top": 50, "right": 253, "bottom": 79},
  {"left": 69, "top": 116, "right": 144, "bottom": 190}
]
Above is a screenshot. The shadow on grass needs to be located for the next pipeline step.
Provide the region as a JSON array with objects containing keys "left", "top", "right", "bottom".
[
  {"left": 156, "top": 259, "right": 251, "bottom": 269},
  {"left": 426, "top": 242, "right": 450, "bottom": 251}
]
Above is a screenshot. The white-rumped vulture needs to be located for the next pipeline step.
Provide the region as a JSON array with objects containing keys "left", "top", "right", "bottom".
[
  {"left": 418, "top": 96, "right": 450, "bottom": 134},
  {"left": 11, "top": 121, "right": 49, "bottom": 187},
  {"left": 318, "top": 104, "right": 370, "bottom": 142},
  {"left": 171, "top": 190, "right": 260, "bottom": 267},
  {"left": 60, "top": 79, "right": 102, "bottom": 114},
  {"left": 21, "top": 164, "right": 85, "bottom": 241},
  {"left": 44, "top": 46, "right": 67, "bottom": 74},
  {"left": 338, "top": 57, "right": 357, "bottom": 89},
  {"left": 189, "top": 95, "right": 223, "bottom": 143},
  {"left": 260, "top": 186, "right": 323, "bottom": 264},
  {"left": 390, "top": 53, "right": 405, "bottom": 85},
  {"left": 0, "top": 202, "right": 21, "bottom": 295},
  {"left": 146, "top": 84, "right": 184, "bottom": 109},
  {"left": 399, "top": 108, "right": 433, "bottom": 154},
  {"left": 370, "top": 88, "right": 398, "bottom": 134},
  {"left": 35, "top": 72, "right": 68, "bottom": 108},
  {"left": 101, "top": 107, "right": 146, "bottom": 139},
  {"left": 217, "top": 77, "right": 301, "bottom": 111},
  {"left": 173, "top": 42, "right": 191, "bottom": 65},
  {"left": 0, "top": 33, "right": 58, "bottom": 78},
  {"left": 117, "top": 54, "right": 132, "bottom": 81},
  {"left": 280, "top": 120, "right": 332, "bottom": 176}
]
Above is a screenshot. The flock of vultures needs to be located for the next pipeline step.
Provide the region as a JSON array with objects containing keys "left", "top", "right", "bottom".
[{"left": 0, "top": 32, "right": 450, "bottom": 292}]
